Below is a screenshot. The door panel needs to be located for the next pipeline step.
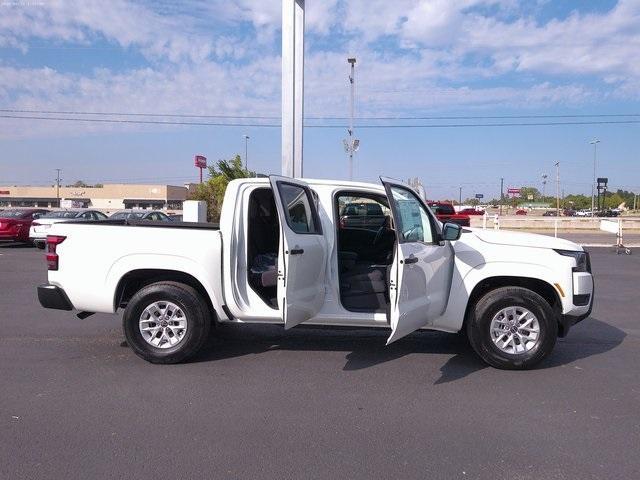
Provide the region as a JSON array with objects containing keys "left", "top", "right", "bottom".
[
  {"left": 382, "top": 178, "right": 454, "bottom": 344},
  {"left": 269, "top": 176, "right": 327, "bottom": 329}
]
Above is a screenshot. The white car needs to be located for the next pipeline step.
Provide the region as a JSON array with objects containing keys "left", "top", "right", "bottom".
[
  {"left": 37, "top": 176, "right": 594, "bottom": 369},
  {"left": 29, "top": 209, "right": 108, "bottom": 248}
]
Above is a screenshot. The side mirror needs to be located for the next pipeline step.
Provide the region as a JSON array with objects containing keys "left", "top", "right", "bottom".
[
  {"left": 32, "top": 213, "right": 41, "bottom": 219},
  {"left": 442, "top": 222, "right": 462, "bottom": 241}
]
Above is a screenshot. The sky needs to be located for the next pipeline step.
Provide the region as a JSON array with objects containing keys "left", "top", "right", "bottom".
[{"left": 0, "top": 0, "right": 639, "bottom": 200}]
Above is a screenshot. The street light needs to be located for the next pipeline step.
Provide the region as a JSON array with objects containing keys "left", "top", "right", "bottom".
[
  {"left": 590, "top": 139, "right": 600, "bottom": 214},
  {"left": 243, "top": 134, "right": 250, "bottom": 173}
]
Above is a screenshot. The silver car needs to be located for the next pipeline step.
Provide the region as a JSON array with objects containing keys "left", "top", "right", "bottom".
[{"left": 29, "top": 209, "right": 108, "bottom": 249}]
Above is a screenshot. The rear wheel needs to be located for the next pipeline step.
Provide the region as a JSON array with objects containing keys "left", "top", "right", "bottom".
[
  {"left": 123, "top": 281, "right": 211, "bottom": 364},
  {"left": 466, "top": 286, "right": 558, "bottom": 369}
]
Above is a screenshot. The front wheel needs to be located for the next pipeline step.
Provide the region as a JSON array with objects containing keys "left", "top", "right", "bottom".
[
  {"left": 466, "top": 287, "right": 558, "bottom": 369},
  {"left": 123, "top": 281, "right": 211, "bottom": 364}
]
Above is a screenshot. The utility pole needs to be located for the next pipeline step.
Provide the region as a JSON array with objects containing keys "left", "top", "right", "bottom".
[
  {"left": 243, "top": 134, "right": 250, "bottom": 173},
  {"left": 555, "top": 161, "right": 560, "bottom": 217},
  {"left": 459, "top": 186, "right": 462, "bottom": 206},
  {"left": 499, "top": 177, "right": 504, "bottom": 215},
  {"left": 55, "top": 169, "right": 62, "bottom": 207},
  {"left": 541, "top": 174, "right": 548, "bottom": 202},
  {"left": 343, "top": 57, "right": 359, "bottom": 180},
  {"left": 590, "top": 139, "right": 600, "bottom": 214}
]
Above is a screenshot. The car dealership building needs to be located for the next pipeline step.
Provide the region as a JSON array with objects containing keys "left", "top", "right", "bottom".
[{"left": 0, "top": 183, "right": 195, "bottom": 212}]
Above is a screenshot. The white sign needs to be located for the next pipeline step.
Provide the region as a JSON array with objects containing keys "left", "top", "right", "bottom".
[{"left": 600, "top": 219, "right": 619, "bottom": 234}]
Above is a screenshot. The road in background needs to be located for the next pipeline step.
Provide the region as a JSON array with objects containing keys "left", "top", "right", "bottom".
[{"left": 1, "top": 245, "right": 639, "bottom": 480}]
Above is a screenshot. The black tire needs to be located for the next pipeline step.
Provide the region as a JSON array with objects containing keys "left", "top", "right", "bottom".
[
  {"left": 466, "top": 286, "right": 558, "bottom": 370},
  {"left": 122, "top": 281, "right": 211, "bottom": 364}
]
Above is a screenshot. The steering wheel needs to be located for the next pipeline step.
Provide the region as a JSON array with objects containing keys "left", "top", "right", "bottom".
[{"left": 373, "top": 225, "right": 386, "bottom": 246}]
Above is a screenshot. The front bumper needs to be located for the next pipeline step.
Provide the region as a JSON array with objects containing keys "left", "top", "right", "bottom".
[
  {"left": 38, "top": 284, "right": 74, "bottom": 311},
  {"left": 558, "top": 274, "right": 595, "bottom": 337}
]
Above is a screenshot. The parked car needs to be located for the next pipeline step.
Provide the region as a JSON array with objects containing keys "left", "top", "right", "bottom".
[
  {"left": 563, "top": 209, "right": 577, "bottom": 217},
  {"left": 596, "top": 209, "right": 619, "bottom": 217},
  {"left": 458, "top": 208, "right": 485, "bottom": 216},
  {"left": 168, "top": 214, "right": 183, "bottom": 222},
  {"left": 29, "top": 209, "right": 108, "bottom": 249},
  {"left": 515, "top": 209, "right": 528, "bottom": 216},
  {"left": 0, "top": 208, "right": 49, "bottom": 244},
  {"left": 339, "top": 202, "right": 387, "bottom": 229},
  {"left": 427, "top": 202, "right": 471, "bottom": 227},
  {"left": 110, "top": 210, "right": 171, "bottom": 222},
  {"left": 38, "top": 176, "right": 593, "bottom": 370},
  {"left": 542, "top": 210, "right": 559, "bottom": 217},
  {"left": 575, "top": 209, "right": 593, "bottom": 217}
]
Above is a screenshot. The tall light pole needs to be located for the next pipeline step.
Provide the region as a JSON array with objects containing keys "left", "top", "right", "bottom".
[
  {"left": 55, "top": 168, "right": 62, "bottom": 207},
  {"left": 555, "top": 161, "right": 560, "bottom": 217},
  {"left": 459, "top": 186, "right": 462, "bottom": 206},
  {"left": 541, "top": 174, "right": 548, "bottom": 202},
  {"left": 590, "top": 139, "right": 600, "bottom": 214},
  {"left": 343, "top": 57, "right": 359, "bottom": 180},
  {"left": 243, "top": 134, "right": 250, "bottom": 173}
]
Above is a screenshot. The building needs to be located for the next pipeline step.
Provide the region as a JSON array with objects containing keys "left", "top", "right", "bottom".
[{"left": 0, "top": 184, "right": 196, "bottom": 212}]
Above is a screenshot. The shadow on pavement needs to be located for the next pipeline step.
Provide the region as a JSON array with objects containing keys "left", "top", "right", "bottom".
[
  {"left": 194, "top": 317, "right": 625, "bottom": 383},
  {"left": 0, "top": 242, "right": 34, "bottom": 249}
]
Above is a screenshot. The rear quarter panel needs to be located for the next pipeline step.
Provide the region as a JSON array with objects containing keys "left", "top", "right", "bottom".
[{"left": 47, "top": 223, "right": 224, "bottom": 316}]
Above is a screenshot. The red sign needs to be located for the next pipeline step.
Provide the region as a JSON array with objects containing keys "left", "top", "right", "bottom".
[
  {"left": 0, "top": 190, "right": 9, "bottom": 195},
  {"left": 194, "top": 155, "right": 207, "bottom": 168},
  {"left": 507, "top": 187, "right": 521, "bottom": 198}
]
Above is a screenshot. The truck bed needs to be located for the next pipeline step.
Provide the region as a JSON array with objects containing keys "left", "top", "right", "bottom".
[{"left": 63, "top": 219, "right": 220, "bottom": 230}]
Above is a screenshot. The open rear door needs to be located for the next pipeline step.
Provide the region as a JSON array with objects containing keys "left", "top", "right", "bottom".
[
  {"left": 381, "top": 177, "right": 455, "bottom": 344},
  {"left": 269, "top": 175, "right": 327, "bottom": 329}
]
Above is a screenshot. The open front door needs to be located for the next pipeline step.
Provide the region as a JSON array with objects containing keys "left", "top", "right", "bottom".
[
  {"left": 269, "top": 175, "right": 327, "bottom": 329},
  {"left": 381, "top": 177, "right": 455, "bottom": 344}
]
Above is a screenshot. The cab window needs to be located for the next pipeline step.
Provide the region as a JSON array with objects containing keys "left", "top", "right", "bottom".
[
  {"left": 389, "top": 186, "right": 434, "bottom": 243},
  {"left": 277, "top": 183, "right": 320, "bottom": 234}
]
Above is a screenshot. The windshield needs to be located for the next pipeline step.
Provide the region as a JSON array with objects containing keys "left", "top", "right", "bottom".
[
  {"left": 41, "top": 211, "right": 80, "bottom": 219},
  {"left": 0, "top": 210, "right": 29, "bottom": 218},
  {"left": 111, "top": 212, "right": 144, "bottom": 220}
]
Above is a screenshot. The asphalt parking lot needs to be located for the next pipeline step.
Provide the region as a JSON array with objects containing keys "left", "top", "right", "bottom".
[{"left": 1, "top": 243, "right": 639, "bottom": 480}]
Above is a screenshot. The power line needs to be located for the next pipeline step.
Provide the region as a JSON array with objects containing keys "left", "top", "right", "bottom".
[
  {"left": 2, "top": 114, "right": 640, "bottom": 128},
  {"left": 2, "top": 108, "right": 640, "bottom": 121}
]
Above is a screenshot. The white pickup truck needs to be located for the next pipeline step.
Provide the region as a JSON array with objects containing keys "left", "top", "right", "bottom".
[{"left": 38, "top": 176, "right": 594, "bottom": 369}]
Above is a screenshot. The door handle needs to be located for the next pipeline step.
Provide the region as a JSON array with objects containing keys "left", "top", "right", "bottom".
[
  {"left": 403, "top": 256, "right": 418, "bottom": 264},
  {"left": 289, "top": 249, "right": 304, "bottom": 255}
]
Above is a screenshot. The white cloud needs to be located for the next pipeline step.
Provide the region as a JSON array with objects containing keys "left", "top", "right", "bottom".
[{"left": 0, "top": 0, "right": 639, "bottom": 140}]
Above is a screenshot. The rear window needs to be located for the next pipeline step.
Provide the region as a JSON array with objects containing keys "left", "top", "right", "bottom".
[
  {"left": 41, "top": 211, "right": 80, "bottom": 219},
  {"left": 429, "top": 203, "right": 455, "bottom": 215},
  {"left": 0, "top": 210, "right": 29, "bottom": 218},
  {"left": 111, "top": 212, "right": 145, "bottom": 220}
]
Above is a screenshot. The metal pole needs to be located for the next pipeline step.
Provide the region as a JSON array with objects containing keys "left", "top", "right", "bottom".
[
  {"left": 555, "top": 161, "right": 560, "bottom": 217},
  {"left": 499, "top": 177, "right": 504, "bottom": 215},
  {"left": 55, "top": 168, "right": 61, "bottom": 207},
  {"left": 281, "top": 0, "right": 305, "bottom": 178},
  {"left": 244, "top": 135, "right": 249, "bottom": 172},
  {"left": 459, "top": 186, "right": 462, "bottom": 206},
  {"left": 349, "top": 59, "right": 355, "bottom": 180},
  {"left": 590, "top": 139, "right": 600, "bottom": 214}
]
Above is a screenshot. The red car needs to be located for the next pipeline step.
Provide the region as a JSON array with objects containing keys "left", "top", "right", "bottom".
[
  {"left": 427, "top": 202, "right": 471, "bottom": 227},
  {"left": 458, "top": 207, "right": 485, "bottom": 216},
  {"left": 0, "top": 208, "right": 50, "bottom": 243},
  {"left": 515, "top": 209, "right": 528, "bottom": 215}
]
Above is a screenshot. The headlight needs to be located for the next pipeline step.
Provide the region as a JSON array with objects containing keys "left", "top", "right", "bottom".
[{"left": 554, "top": 249, "right": 591, "bottom": 273}]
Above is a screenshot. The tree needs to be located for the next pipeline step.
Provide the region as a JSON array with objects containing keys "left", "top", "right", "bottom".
[
  {"left": 188, "top": 155, "right": 253, "bottom": 222},
  {"left": 67, "top": 180, "right": 89, "bottom": 188}
]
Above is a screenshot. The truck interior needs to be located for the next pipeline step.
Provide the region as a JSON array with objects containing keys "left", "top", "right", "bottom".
[
  {"left": 247, "top": 188, "right": 280, "bottom": 309},
  {"left": 335, "top": 192, "right": 396, "bottom": 313}
]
